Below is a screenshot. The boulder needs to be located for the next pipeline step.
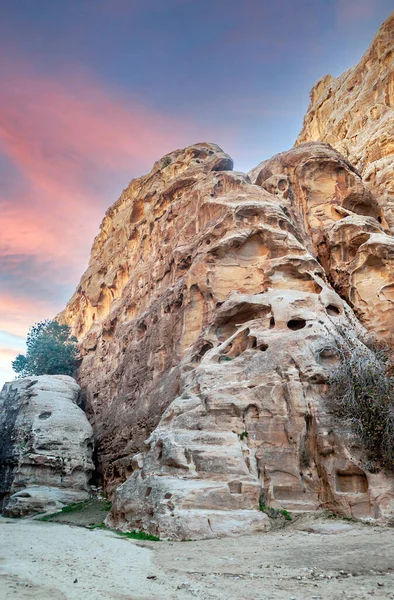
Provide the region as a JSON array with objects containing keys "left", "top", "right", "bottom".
[{"left": 0, "top": 375, "right": 94, "bottom": 516}]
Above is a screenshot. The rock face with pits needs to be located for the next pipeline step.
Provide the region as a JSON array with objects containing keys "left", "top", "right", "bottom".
[
  {"left": 60, "top": 140, "right": 394, "bottom": 539},
  {"left": 249, "top": 142, "right": 394, "bottom": 339},
  {"left": 296, "top": 12, "right": 394, "bottom": 230},
  {"left": 0, "top": 375, "right": 94, "bottom": 516}
]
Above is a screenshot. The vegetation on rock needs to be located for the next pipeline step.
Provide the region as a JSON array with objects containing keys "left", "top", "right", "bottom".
[
  {"left": 12, "top": 320, "right": 79, "bottom": 378},
  {"left": 328, "top": 343, "right": 394, "bottom": 470}
]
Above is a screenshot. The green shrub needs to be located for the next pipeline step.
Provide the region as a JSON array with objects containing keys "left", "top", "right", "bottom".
[
  {"left": 12, "top": 320, "right": 79, "bottom": 378},
  {"left": 259, "top": 500, "right": 292, "bottom": 521},
  {"left": 88, "top": 523, "right": 160, "bottom": 541},
  {"left": 328, "top": 342, "right": 394, "bottom": 470}
]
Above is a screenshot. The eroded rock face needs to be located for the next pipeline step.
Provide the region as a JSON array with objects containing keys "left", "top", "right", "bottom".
[
  {"left": 250, "top": 142, "right": 394, "bottom": 338},
  {"left": 296, "top": 12, "right": 394, "bottom": 230},
  {"left": 107, "top": 289, "right": 394, "bottom": 540},
  {"left": 0, "top": 375, "right": 94, "bottom": 516},
  {"left": 60, "top": 141, "right": 394, "bottom": 539}
]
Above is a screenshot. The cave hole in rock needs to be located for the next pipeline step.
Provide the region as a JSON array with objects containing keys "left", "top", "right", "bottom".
[
  {"left": 38, "top": 412, "right": 52, "bottom": 420},
  {"left": 222, "top": 329, "right": 258, "bottom": 359},
  {"left": 287, "top": 318, "right": 306, "bottom": 331},
  {"left": 346, "top": 233, "right": 370, "bottom": 261},
  {"left": 336, "top": 471, "right": 368, "bottom": 493},
  {"left": 343, "top": 194, "right": 379, "bottom": 219},
  {"left": 228, "top": 481, "right": 242, "bottom": 494},
  {"left": 164, "top": 492, "right": 172, "bottom": 499},
  {"left": 318, "top": 347, "right": 340, "bottom": 366},
  {"left": 103, "top": 320, "right": 117, "bottom": 341},
  {"left": 137, "top": 322, "right": 147, "bottom": 341},
  {"left": 155, "top": 441, "right": 164, "bottom": 460},
  {"left": 269, "top": 317, "right": 275, "bottom": 329},
  {"left": 326, "top": 304, "right": 341, "bottom": 316},
  {"left": 216, "top": 304, "right": 270, "bottom": 341},
  {"left": 198, "top": 342, "right": 214, "bottom": 359},
  {"left": 245, "top": 404, "right": 259, "bottom": 422},
  {"left": 145, "top": 487, "right": 152, "bottom": 497}
]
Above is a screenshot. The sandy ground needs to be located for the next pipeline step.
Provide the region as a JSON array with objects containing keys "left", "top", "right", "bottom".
[{"left": 0, "top": 516, "right": 393, "bottom": 600}]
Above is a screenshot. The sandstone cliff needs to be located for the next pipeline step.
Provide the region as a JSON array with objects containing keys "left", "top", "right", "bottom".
[
  {"left": 296, "top": 12, "right": 394, "bottom": 230},
  {"left": 60, "top": 139, "right": 394, "bottom": 539},
  {"left": 0, "top": 375, "right": 94, "bottom": 516}
]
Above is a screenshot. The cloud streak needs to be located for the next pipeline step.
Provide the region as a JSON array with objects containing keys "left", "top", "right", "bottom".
[{"left": 0, "top": 58, "right": 204, "bottom": 383}]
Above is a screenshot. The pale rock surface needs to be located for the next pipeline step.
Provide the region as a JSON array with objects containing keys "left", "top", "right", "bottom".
[
  {"left": 296, "top": 12, "right": 394, "bottom": 230},
  {"left": 249, "top": 142, "right": 394, "bottom": 338},
  {"left": 0, "top": 375, "right": 94, "bottom": 516},
  {"left": 59, "top": 140, "right": 394, "bottom": 539}
]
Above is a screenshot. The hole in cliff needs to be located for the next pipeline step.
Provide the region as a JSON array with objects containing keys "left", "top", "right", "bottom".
[
  {"left": 287, "top": 319, "right": 306, "bottom": 331},
  {"left": 164, "top": 492, "right": 172, "bottom": 499},
  {"left": 228, "top": 481, "right": 242, "bottom": 494},
  {"left": 259, "top": 343, "right": 268, "bottom": 351},
  {"left": 269, "top": 317, "right": 275, "bottom": 329},
  {"left": 137, "top": 322, "right": 147, "bottom": 341},
  {"left": 378, "top": 216, "right": 382, "bottom": 223},
  {"left": 145, "top": 487, "right": 152, "bottom": 497},
  {"left": 216, "top": 304, "right": 270, "bottom": 341},
  {"left": 17, "top": 493, "right": 32, "bottom": 498},
  {"left": 155, "top": 441, "right": 163, "bottom": 460},
  {"left": 343, "top": 194, "right": 379, "bottom": 219},
  {"left": 245, "top": 404, "right": 259, "bottom": 422},
  {"left": 336, "top": 471, "right": 368, "bottom": 493},
  {"left": 38, "top": 412, "right": 52, "bottom": 420},
  {"left": 326, "top": 304, "right": 341, "bottom": 317},
  {"left": 223, "top": 330, "right": 257, "bottom": 358},
  {"left": 198, "top": 342, "right": 213, "bottom": 358},
  {"left": 173, "top": 295, "right": 184, "bottom": 310}
]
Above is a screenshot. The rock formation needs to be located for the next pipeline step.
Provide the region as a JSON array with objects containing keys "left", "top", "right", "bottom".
[
  {"left": 0, "top": 375, "right": 94, "bottom": 516},
  {"left": 296, "top": 12, "right": 394, "bottom": 230},
  {"left": 59, "top": 137, "right": 394, "bottom": 539}
]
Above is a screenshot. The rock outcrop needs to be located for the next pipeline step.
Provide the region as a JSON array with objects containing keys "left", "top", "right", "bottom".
[
  {"left": 296, "top": 12, "right": 394, "bottom": 230},
  {"left": 60, "top": 140, "right": 394, "bottom": 539},
  {"left": 0, "top": 375, "right": 94, "bottom": 516}
]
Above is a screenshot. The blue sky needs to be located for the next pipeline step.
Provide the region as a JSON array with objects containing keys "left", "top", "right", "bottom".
[{"left": 0, "top": 0, "right": 393, "bottom": 386}]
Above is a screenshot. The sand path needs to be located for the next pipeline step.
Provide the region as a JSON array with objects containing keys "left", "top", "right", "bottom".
[{"left": 1, "top": 517, "right": 393, "bottom": 599}]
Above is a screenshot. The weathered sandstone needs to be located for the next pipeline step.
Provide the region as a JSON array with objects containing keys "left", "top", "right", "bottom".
[
  {"left": 59, "top": 140, "right": 394, "bottom": 539},
  {"left": 0, "top": 375, "right": 94, "bottom": 516},
  {"left": 250, "top": 142, "right": 394, "bottom": 339},
  {"left": 296, "top": 12, "right": 394, "bottom": 230}
]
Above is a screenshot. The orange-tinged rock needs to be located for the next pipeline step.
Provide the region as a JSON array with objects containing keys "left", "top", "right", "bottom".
[
  {"left": 296, "top": 12, "right": 394, "bottom": 230},
  {"left": 59, "top": 140, "right": 394, "bottom": 539}
]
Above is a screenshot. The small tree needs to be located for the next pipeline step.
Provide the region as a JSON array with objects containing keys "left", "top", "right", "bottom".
[{"left": 12, "top": 320, "right": 79, "bottom": 378}]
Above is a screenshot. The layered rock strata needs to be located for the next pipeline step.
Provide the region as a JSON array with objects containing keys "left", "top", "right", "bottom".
[
  {"left": 60, "top": 141, "right": 394, "bottom": 539},
  {"left": 0, "top": 375, "right": 94, "bottom": 516},
  {"left": 296, "top": 12, "right": 394, "bottom": 230}
]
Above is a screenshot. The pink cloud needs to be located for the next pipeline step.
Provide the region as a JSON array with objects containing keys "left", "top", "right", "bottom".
[
  {"left": 0, "top": 63, "right": 197, "bottom": 275},
  {"left": 336, "top": 0, "right": 380, "bottom": 23},
  {"left": 0, "top": 293, "right": 58, "bottom": 338},
  {"left": 0, "top": 58, "right": 215, "bottom": 384}
]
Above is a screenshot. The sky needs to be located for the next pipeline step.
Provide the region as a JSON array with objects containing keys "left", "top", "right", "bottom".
[{"left": 1, "top": 0, "right": 393, "bottom": 387}]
